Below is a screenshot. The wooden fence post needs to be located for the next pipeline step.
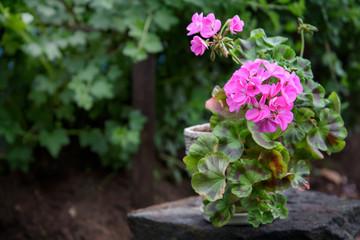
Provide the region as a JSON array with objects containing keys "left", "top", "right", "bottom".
[{"left": 131, "top": 55, "right": 156, "bottom": 208}]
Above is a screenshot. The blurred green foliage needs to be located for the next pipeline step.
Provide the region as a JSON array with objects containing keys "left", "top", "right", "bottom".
[{"left": 0, "top": 0, "right": 359, "bottom": 172}]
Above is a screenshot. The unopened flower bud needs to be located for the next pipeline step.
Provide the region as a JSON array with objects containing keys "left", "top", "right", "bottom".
[{"left": 210, "top": 50, "right": 216, "bottom": 61}]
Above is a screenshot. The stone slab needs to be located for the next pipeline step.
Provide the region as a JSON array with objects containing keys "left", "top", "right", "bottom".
[{"left": 128, "top": 190, "right": 360, "bottom": 240}]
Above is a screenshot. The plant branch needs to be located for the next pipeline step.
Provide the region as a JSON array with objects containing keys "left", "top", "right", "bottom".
[
  {"left": 300, "top": 28, "right": 305, "bottom": 58},
  {"left": 138, "top": 12, "right": 153, "bottom": 50}
]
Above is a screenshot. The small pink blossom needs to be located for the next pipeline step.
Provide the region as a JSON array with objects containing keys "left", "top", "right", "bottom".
[
  {"left": 256, "top": 117, "right": 278, "bottom": 133},
  {"left": 229, "top": 15, "right": 244, "bottom": 34},
  {"left": 274, "top": 109, "right": 294, "bottom": 131},
  {"left": 224, "top": 71, "right": 251, "bottom": 107},
  {"left": 245, "top": 96, "right": 270, "bottom": 122},
  {"left": 246, "top": 82, "right": 261, "bottom": 96},
  {"left": 190, "top": 36, "right": 208, "bottom": 56},
  {"left": 200, "top": 13, "right": 221, "bottom": 38},
  {"left": 186, "top": 12, "right": 204, "bottom": 36}
]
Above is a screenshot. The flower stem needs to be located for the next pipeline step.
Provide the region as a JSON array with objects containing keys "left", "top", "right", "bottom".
[
  {"left": 138, "top": 12, "right": 153, "bottom": 50},
  {"left": 228, "top": 49, "right": 242, "bottom": 65},
  {"left": 300, "top": 28, "right": 305, "bottom": 58}
]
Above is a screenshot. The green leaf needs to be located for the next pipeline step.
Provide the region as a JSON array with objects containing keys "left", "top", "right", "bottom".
[
  {"left": 283, "top": 124, "right": 306, "bottom": 146},
  {"left": 259, "top": 149, "right": 287, "bottom": 179},
  {"left": 267, "top": 193, "right": 288, "bottom": 219},
  {"left": 184, "top": 134, "right": 218, "bottom": 173},
  {"left": 34, "top": 75, "right": 59, "bottom": 94},
  {"left": 0, "top": 121, "right": 23, "bottom": 144},
  {"left": 240, "top": 187, "right": 270, "bottom": 212},
  {"left": 123, "top": 41, "right": 147, "bottom": 62},
  {"left": 231, "top": 28, "right": 287, "bottom": 64},
  {"left": 143, "top": 33, "right": 163, "bottom": 53},
  {"left": 247, "top": 209, "right": 274, "bottom": 228},
  {"left": 39, "top": 128, "right": 70, "bottom": 158},
  {"left": 23, "top": 43, "right": 42, "bottom": 57},
  {"left": 247, "top": 121, "right": 281, "bottom": 149},
  {"left": 203, "top": 186, "right": 235, "bottom": 227},
  {"left": 307, "top": 127, "right": 328, "bottom": 151},
  {"left": 290, "top": 57, "right": 313, "bottom": 80},
  {"left": 228, "top": 160, "right": 271, "bottom": 198},
  {"left": 300, "top": 79, "right": 325, "bottom": 108},
  {"left": 153, "top": 8, "right": 178, "bottom": 31},
  {"left": 79, "top": 128, "right": 109, "bottom": 155},
  {"left": 327, "top": 92, "right": 341, "bottom": 114},
  {"left": 212, "top": 120, "right": 246, "bottom": 162},
  {"left": 75, "top": 64, "right": 100, "bottom": 82},
  {"left": 319, "top": 108, "right": 347, "bottom": 154},
  {"left": 44, "top": 42, "right": 62, "bottom": 60},
  {"left": 191, "top": 152, "right": 229, "bottom": 201},
  {"left": 294, "top": 138, "right": 324, "bottom": 160},
  {"left": 6, "top": 146, "right": 32, "bottom": 172},
  {"left": 307, "top": 109, "right": 347, "bottom": 154},
  {"left": 262, "top": 126, "right": 288, "bottom": 141},
  {"left": 259, "top": 174, "right": 295, "bottom": 192},
  {"left": 90, "top": 78, "right": 114, "bottom": 99},
  {"left": 297, "top": 108, "right": 315, "bottom": 121},
  {"left": 129, "top": 110, "right": 147, "bottom": 131},
  {"left": 289, "top": 160, "right": 310, "bottom": 191},
  {"left": 68, "top": 77, "right": 94, "bottom": 110},
  {"left": 272, "top": 44, "right": 296, "bottom": 61}
]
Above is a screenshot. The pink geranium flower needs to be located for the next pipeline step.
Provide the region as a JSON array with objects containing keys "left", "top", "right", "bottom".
[
  {"left": 256, "top": 117, "right": 278, "bottom": 133},
  {"left": 190, "top": 36, "right": 208, "bottom": 56},
  {"left": 186, "top": 12, "right": 204, "bottom": 36},
  {"left": 223, "top": 59, "right": 303, "bottom": 132},
  {"left": 229, "top": 15, "right": 244, "bottom": 34},
  {"left": 274, "top": 109, "right": 294, "bottom": 131},
  {"left": 245, "top": 96, "right": 270, "bottom": 122},
  {"left": 200, "top": 13, "right": 221, "bottom": 38}
]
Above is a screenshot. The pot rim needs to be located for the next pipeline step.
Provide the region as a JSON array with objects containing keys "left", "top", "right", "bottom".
[{"left": 184, "top": 123, "right": 212, "bottom": 138}]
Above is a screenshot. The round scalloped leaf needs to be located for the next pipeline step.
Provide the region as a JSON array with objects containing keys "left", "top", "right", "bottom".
[
  {"left": 184, "top": 134, "right": 218, "bottom": 173},
  {"left": 283, "top": 125, "right": 306, "bottom": 146},
  {"left": 213, "top": 120, "right": 246, "bottom": 162},
  {"left": 278, "top": 146, "right": 290, "bottom": 165},
  {"left": 307, "top": 127, "right": 328, "bottom": 151},
  {"left": 327, "top": 92, "right": 341, "bottom": 114},
  {"left": 294, "top": 139, "right": 324, "bottom": 160},
  {"left": 228, "top": 160, "right": 271, "bottom": 198},
  {"left": 307, "top": 108, "right": 348, "bottom": 154},
  {"left": 191, "top": 152, "right": 229, "bottom": 201},
  {"left": 258, "top": 174, "right": 294, "bottom": 192},
  {"left": 289, "top": 160, "right": 310, "bottom": 191},
  {"left": 247, "top": 121, "right": 281, "bottom": 149},
  {"left": 189, "top": 134, "right": 218, "bottom": 158},
  {"left": 272, "top": 44, "right": 296, "bottom": 61},
  {"left": 267, "top": 193, "right": 288, "bottom": 219},
  {"left": 259, "top": 149, "right": 287, "bottom": 179},
  {"left": 298, "top": 108, "right": 315, "bottom": 119},
  {"left": 204, "top": 187, "right": 235, "bottom": 227},
  {"left": 247, "top": 209, "right": 274, "bottom": 228},
  {"left": 290, "top": 57, "right": 314, "bottom": 81},
  {"left": 304, "top": 79, "right": 326, "bottom": 108}
]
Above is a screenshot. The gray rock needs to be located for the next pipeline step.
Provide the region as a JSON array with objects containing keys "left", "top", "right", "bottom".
[{"left": 127, "top": 190, "right": 360, "bottom": 240}]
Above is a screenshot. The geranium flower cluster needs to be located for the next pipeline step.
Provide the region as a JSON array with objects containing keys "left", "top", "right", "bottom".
[
  {"left": 224, "top": 59, "right": 303, "bottom": 132},
  {"left": 186, "top": 13, "right": 244, "bottom": 56}
]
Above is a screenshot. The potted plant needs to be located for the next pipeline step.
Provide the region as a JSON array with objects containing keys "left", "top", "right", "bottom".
[{"left": 183, "top": 13, "right": 347, "bottom": 227}]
